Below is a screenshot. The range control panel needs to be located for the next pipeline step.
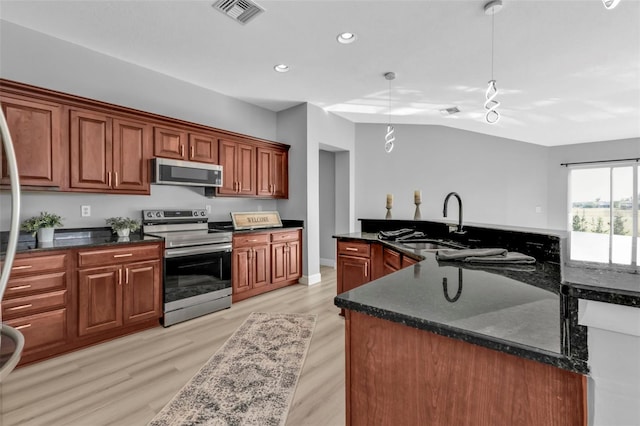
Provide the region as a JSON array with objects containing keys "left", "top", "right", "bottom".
[{"left": 142, "top": 209, "right": 208, "bottom": 221}]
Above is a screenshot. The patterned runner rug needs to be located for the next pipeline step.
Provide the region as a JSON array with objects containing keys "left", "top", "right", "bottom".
[{"left": 149, "top": 312, "right": 317, "bottom": 426}]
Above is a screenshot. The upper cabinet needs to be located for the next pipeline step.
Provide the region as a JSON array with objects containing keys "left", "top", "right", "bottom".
[
  {"left": 257, "top": 146, "right": 288, "bottom": 199},
  {"left": 70, "top": 109, "right": 150, "bottom": 194},
  {"left": 153, "top": 126, "right": 218, "bottom": 164},
  {"left": 0, "top": 79, "right": 289, "bottom": 197},
  {"left": 218, "top": 138, "right": 256, "bottom": 196},
  {"left": 0, "top": 93, "right": 64, "bottom": 187}
]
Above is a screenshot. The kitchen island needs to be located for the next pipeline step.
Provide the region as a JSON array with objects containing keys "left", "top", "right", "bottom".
[{"left": 334, "top": 219, "right": 638, "bottom": 426}]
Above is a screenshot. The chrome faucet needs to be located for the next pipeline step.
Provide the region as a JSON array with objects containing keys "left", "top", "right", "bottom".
[{"left": 443, "top": 192, "right": 465, "bottom": 234}]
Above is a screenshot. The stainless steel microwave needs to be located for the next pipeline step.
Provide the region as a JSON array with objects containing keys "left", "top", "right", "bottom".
[{"left": 152, "top": 158, "right": 223, "bottom": 187}]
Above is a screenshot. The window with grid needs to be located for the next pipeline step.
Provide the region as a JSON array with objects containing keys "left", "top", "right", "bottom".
[{"left": 569, "top": 162, "right": 639, "bottom": 270}]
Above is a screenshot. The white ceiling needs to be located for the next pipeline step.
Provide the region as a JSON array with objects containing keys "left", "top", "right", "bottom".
[{"left": 1, "top": 0, "right": 639, "bottom": 146}]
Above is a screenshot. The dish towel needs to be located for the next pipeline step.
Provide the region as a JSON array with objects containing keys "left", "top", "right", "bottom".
[{"left": 436, "top": 248, "right": 536, "bottom": 264}]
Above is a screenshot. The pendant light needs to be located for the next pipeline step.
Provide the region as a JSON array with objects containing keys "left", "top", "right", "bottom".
[
  {"left": 484, "top": 0, "right": 502, "bottom": 124},
  {"left": 384, "top": 72, "right": 396, "bottom": 153},
  {"left": 602, "top": 0, "right": 621, "bottom": 9}
]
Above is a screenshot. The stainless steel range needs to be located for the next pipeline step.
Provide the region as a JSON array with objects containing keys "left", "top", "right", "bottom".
[{"left": 142, "top": 209, "right": 232, "bottom": 327}]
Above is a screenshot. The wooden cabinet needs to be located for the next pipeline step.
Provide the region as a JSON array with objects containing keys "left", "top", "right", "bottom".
[
  {"left": 336, "top": 239, "right": 422, "bottom": 300},
  {"left": 218, "top": 138, "right": 256, "bottom": 196},
  {"left": 232, "top": 229, "right": 302, "bottom": 302},
  {"left": 1, "top": 251, "right": 70, "bottom": 365},
  {"left": 70, "top": 109, "right": 150, "bottom": 194},
  {"left": 271, "top": 230, "right": 302, "bottom": 284},
  {"left": 77, "top": 244, "right": 161, "bottom": 338},
  {"left": 232, "top": 233, "right": 270, "bottom": 300},
  {"left": 337, "top": 241, "right": 372, "bottom": 295},
  {"left": 0, "top": 93, "right": 64, "bottom": 187},
  {"left": 153, "top": 127, "right": 218, "bottom": 164},
  {"left": 257, "top": 146, "right": 288, "bottom": 198}
]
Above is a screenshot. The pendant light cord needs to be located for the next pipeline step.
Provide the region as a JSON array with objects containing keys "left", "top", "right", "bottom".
[{"left": 491, "top": 11, "right": 495, "bottom": 80}]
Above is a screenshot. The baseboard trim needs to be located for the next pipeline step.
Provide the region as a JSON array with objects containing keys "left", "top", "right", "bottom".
[
  {"left": 320, "top": 258, "right": 336, "bottom": 268},
  {"left": 299, "top": 273, "right": 322, "bottom": 286}
]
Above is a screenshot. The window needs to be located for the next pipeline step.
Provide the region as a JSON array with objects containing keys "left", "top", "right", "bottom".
[{"left": 569, "top": 162, "right": 639, "bottom": 270}]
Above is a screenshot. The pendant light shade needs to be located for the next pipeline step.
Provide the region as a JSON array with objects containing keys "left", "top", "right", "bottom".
[
  {"left": 602, "top": 0, "right": 621, "bottom": 9},
  {"left": 484, "top": 0, "right": 502, "bottom": 125},
  {"left": 384, "top": 72, "right": 396, "bottom": 153}
]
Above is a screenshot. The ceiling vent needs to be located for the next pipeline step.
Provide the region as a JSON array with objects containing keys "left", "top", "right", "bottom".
[{"left": 212, "top": 0, "right": 265, "bottom": 25}]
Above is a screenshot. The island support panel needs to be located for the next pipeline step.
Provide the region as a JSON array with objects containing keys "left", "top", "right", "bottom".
[{"left": 345, "top": 310, "right": 587, "bottom": 426}]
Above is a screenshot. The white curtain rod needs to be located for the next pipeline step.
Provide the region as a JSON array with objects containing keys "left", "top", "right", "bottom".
[{"left": 560, "top": 158, "right": 639, "bottom": 167}]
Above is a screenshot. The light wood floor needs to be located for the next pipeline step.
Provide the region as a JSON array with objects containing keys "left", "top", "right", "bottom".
[{"left": 0, "top": 266, "right": 345, "bottom": 426}]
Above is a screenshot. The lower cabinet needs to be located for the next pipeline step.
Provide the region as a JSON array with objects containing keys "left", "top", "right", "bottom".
[
  {"left": 336, "top": 239, "right": 421, "bottom": 299},
  {"left": 1, "top": 250, "right": 70, "bottom": 365},
  {"left": 77, "top": 259, "right": 160, "bottom": 337},
  {"left": 232, "top": 229, "right": 302, "bottom": 302}
]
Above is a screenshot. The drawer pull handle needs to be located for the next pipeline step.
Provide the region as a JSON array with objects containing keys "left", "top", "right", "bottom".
[
  {"left": 248, "top": 239, "right": 258, "bottom": 242},
  {"left": 180, "top": 144, "right": 185, "bottom": 157},
  {"left": 113, "top": 253, "right": 133, "bottom": 258},
  {"left": 12, "top": 265, "right": 33, "bottom": 270},
  {"left": 345, "top": 247, "right": 359, "bottom": 252},
  {"left": 190, "top": 146, "right": 194, "bottom": 159},
  {"left": 8, "top": 304, "right": 33, "bottom": 311},
  {"left": 114, "top": 171, "right": 118, "bottom": 187},
  {"left": 9, "top": 285, "right": 32, "bottom": 291},
  {"left": 15, "top": 324, "right": 32, "bottom": 330}
]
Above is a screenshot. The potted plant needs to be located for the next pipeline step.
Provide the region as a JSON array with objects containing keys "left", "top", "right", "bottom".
[
  {"left": 106, "top": 217, "right": 140, "bottom": 238},
  {"left": 20, "top": 211, "right": 64, "bottom": 242}
]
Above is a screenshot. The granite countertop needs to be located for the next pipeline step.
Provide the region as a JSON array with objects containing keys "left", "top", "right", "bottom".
[
  {"left": 0, "top": 228, "right": 162, "bottom": 258},
  {"left": 563, "top": 265, "right": 639, "bottom": 307},
  {"left": 334, "top": 232, "right": 587, "bottom": 374}
]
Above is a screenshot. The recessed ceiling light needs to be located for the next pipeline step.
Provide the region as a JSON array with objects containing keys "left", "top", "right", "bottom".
[
  {"left": 337, "top": 32, "right": 356, "bottom": 44},
  {"left": 273, "top": 64, "right": 289, "bottom": 73}
]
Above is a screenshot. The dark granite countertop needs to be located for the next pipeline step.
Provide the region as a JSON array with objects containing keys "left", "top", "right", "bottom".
[
  {"left": 563, "top": 265, "right": 639, "bottom": 307},
  {"left": 334, "top": 232, "right": 588, "bottom": 374},
  {"left": 0, "top": 228, "right": 162, "bottom": 258}
]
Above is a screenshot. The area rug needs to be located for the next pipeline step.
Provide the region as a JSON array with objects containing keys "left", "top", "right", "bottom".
[{"left": 149, "top": 312, "right": 317, "bottom": 426}]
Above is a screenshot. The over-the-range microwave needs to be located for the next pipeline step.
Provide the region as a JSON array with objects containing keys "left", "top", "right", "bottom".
[{"left": 152, "top": 158, "right": 223, "bottom": 187}]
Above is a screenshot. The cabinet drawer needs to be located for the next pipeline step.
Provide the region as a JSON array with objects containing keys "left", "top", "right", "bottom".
[
  {"left": 4, "top": 272, "right": 66, "bottom": 298},
  {"left": 2, "top": 290, "right": 67, "bottom": 319},
  {"left": 5, "top": 308, "right": 68, "bottom": 354},
  {"left": 270, "top": 230, "right": 299, "bottom": 243},
  {"left": 338, "top": 241, "right": 371, "bottom": 258},
  {"left": 78, "top": 244, "right": 161, "bottom": 267},
  {"left": 233, "top": 233, "right": 270, "bottom": 248},
  {"left": 4, "top": 253, "right": 67, "bottom": 277},
  {"left": 383, "top": 248, "right": 402, "bottom": 270}
]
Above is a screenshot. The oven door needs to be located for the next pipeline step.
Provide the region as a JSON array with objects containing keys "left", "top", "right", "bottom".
[{"left": 163, "top": 244, "right": 232, "bottom": 310}]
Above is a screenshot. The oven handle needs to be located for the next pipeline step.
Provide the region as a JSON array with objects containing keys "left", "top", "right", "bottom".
[{"left": 164, "top": 244, "right": 232, "bottom": 258}]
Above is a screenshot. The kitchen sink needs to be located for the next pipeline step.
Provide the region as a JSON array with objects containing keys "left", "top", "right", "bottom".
[{"left": 398, "top": 239, "right": 466, "bottom": 252}]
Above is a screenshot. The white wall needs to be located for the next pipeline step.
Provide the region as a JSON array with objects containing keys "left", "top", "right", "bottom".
[
  {"left": 546, "top": 138, "right": 640, "bottom": 231},
  {"left": 354, "top": 124, "right": 550, "bottom": 229}
]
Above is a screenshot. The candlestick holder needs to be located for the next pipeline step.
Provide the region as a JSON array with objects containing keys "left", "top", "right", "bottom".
[
  {"left": 413, "top": 201, "right": 421, "bottom": 220},
  {"left": 386, "top": 207, "right": 392, "bottom": 219}
]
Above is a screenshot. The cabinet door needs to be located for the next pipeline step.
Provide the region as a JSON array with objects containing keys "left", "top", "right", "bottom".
[
  {"left": 112, "top": 118, "right": 150, "bottom": 192},
  {"left": 0, "top": 95, "right": 63, "bottom": 187},
  {"left": 70, "top": 109, "right": 112, "bottom": 190},
  {"left": 218, "top": 139, "right": 238, "bottom": 195},
  {"left": 123, "top": 260, "right": 161, "bottom": 325},
  {"left": 153, "top": 126, "right": 187, "bottom": 160},
  {"left": 256, "top": 147, "right": 273, "bottom": 197},
  {"left": 286, "top": 239, "right": 301, "bottom": 280},
  {"left": 232, "top": 247, "right": 252, "bottom": 294},
  {"left": 188, "top": 132, "right": 218, "bottom": 164},
  {"left": 271, "top": 242, "right": 287, "bottom": 284},
  {"left": 337, "top": 255, "right": 370, "bottom": 293},
  {"left": 237, "top": 142, "right": 256, "bottom": 195},
  {"left": 252, "top": 244, "right": 270, "bottom": 288},
  {"left": 272, "top": 148, "right": 288, "bottom": 198},
  {"left": 78, "top": 265, "right": 123, "bottom": 336}
]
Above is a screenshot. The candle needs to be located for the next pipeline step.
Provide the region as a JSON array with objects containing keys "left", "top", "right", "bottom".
[
  {"left": 386, "top": 194, "right": 393, "bottom": 208},
  {"left": 414, "top": 190, "right": 422, "bottom": 204}
]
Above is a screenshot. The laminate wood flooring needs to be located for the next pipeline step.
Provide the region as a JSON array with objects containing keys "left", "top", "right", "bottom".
[{"left": 0, "top": 266, "right": 345, "bottom": 426}]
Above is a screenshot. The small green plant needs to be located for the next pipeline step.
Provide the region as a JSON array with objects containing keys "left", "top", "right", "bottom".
[
  {"left": 105, "top": 217, "right": 140, "bottom": 232},
  {"left": 20, "top": 212, "right": 64, "bottom": 236}
]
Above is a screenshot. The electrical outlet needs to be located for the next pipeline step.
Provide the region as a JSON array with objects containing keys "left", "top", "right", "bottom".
[
  {"left": 205, "top": 205, "right": 212, "bottom": 214},
  {"left": 81, "top": 205, "right": 91, "bottom": 217},
  {"left": 535, "top": 206, "right": 542, "bottom": 214}
]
